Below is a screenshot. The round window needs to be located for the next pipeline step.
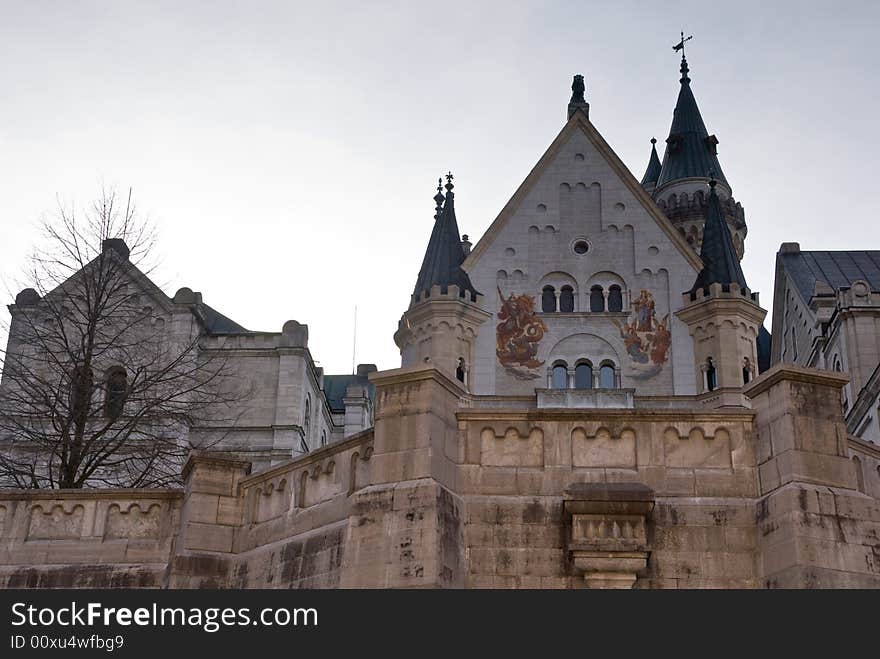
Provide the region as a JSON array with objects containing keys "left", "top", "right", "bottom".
[{"left": 572, "top": 239, "right": 590, "bottom": 255}]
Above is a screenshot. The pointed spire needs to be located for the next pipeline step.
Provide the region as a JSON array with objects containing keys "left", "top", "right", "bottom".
[
  {"left": 689, "top": 175, "right": 748, "bottom": 295},
  {"left": 641, "top": 137, "right": 662, "bottom": 188},
  {"left": 655, "top": 53, "right": 728, "bottom": 192},
  {"left": 411, "top": 174, "right": 480, "bottom": 306},
  {"left": 567, "top": 74, "right": 589, "bottom": 120}
]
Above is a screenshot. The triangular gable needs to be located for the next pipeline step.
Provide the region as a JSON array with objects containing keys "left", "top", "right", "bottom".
[
  {"left": 464, "top": 110, "right": 704, "bottom": 272},
  {"left": 37, "top": 251, "right": 176, "bottom": 317}
]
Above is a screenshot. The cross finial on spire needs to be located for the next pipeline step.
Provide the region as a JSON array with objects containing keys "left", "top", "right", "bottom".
[
  {"left": 673, "top": 31, "right": 693, "bottom": 82},
  {"left": 672, "top": 31, "right": 693, "bottom": 56},
  {"left": 445, "top": 171, "right": 454, "bottom": 193}
]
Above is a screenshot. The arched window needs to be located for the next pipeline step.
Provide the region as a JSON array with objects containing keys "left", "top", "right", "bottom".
[
  {"left": 541, "top": 286, "right": 557, "bottom": 313},
  {"left": 551, "top": 362, "right": 568, "bottom": 389},
  {"left": 599, "top": 363, "right": 616, "bottom": 389},
  {"left": 607, "top": 285, "right": 623, "bottom": 312},
  {"left": 742, "top": 357, "right": 752, "bottom": 385},
  {"left": 852, "top": 456, "right": 864, "bottom": 493},
  {"left": 456, "top": 358, "right": 466, "bottom": 384},
  {"left": 69, "top": 365, "right": 94, "bottom": 422},
  {"left": 706, "top": 358, "right": 717, "bottom": 392},
  {"left": 104, "top": 368, "right": 127, "bottom": 420},
  {"left": 320, "top": 430, "right": 327, "bottom": 447},
  {"left": 303, "top": 396, "right": 311, "bottom": 450},
  {"left": 559, "top": 286, "right": 574, "bottom": 312},
  {"left": 590, "top": 286, "right": 605, "bottom": 312},
  {"left": 574, "top": 362, "right": 593, "bottom": 389}
]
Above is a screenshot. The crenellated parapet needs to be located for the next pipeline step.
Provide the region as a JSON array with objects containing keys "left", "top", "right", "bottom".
[
  {"left": 676, "top": 282, "right": 767, "bottom": 408},
  {"left": 655, "top": 189, "right": 747, "bottom": 259},
  {"left": 395, "top": 284, "right": 491, "bottom": 386}
]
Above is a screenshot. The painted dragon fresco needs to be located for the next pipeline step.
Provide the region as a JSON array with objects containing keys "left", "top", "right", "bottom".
[{"left": 496, "top": 287, "right": 547, "bottom": 380}]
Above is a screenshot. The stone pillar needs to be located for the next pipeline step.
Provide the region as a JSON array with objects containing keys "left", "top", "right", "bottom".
[
  {"left": 339, "top": 366, "right": 466, "bottom": 588},
  {"left": 744, "top": 364, "right": 880, "bottom": 588},
  {"left": 563, "top": 483, "right": 655, "bottom": 589},
  {"left": 166, "top": 452, "right": 251, "bottom": 588}
]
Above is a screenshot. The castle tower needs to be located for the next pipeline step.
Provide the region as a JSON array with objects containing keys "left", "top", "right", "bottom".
[
  {"left": 645, "top": 52, "right": 748, "bottom": 259},
  {"left": 394, "top": 175, "right": 491, "bottom": 387},
  {"left": 675, "top": 178, "right": 766, "bottom": 408}
]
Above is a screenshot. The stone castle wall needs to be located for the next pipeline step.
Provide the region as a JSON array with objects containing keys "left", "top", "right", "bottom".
[{"left": 1, "top": 364, "right": 878, "bottom": 588}]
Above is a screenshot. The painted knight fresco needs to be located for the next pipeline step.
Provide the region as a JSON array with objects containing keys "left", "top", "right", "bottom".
[
  {"left": 496, "top": 288, "right": 546, "bottom": 380},
  {"left": 613, "top": 289, "right": 671, "bottom": 379}
]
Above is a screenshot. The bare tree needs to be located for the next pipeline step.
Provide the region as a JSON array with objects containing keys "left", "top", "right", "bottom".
[{"left": 0, "top": 189, "right": 243, "bottom": 488}]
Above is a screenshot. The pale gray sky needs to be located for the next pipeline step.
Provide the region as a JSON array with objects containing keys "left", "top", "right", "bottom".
[{"left": 1, "top": 1, "right": 877, "bottom": 373}]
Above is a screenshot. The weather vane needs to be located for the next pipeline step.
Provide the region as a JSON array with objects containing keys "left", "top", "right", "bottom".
[{"left": 672, "top": 31, "right": 693, "bottom": 55}]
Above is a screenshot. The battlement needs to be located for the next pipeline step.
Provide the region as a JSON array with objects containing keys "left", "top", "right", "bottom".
[
  {"left": 682, "top": 281, "right": 760, "bottom": 306},
  {"left": 410, "top": 283, "right": 484, "bottom": 308},
  {"left": 656, "top": 189, "right": 746, "bottom": 229}
]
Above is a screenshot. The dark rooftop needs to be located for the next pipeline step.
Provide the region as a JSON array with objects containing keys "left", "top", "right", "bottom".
[
  {"left": 322, "top": 373, "right": 375, "bottom": 413},
  {"left": 779, "top": 249, "right": 880, "bottom": 302},
  {"left": 656, "top": 56, "right": 727, "bottom": 191}
]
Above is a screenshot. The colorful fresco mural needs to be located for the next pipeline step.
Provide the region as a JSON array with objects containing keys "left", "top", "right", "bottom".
[
  {"left": 496, "top": 288, "right": 547, "bottom": 380},
  {"left": 612, "top": 289, "right": 671, "bottom": 380}
]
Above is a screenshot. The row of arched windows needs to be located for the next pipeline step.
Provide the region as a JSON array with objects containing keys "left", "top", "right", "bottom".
[
  {"left": 550, "top": 360, "right": 617, "bottom": 389},
  {"left": 541, "top": 285, "right": 624, "bottom": 313},
  {"left": 69, "top": 366, "right": 128, "bottom": 421}
]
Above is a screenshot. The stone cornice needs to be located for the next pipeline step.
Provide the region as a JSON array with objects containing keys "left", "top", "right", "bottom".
[
  {"left": 182, "top": 451, "right": 253, "bottom": 481},
  {"left": 675, "top": 294, "right": 766, "bottom": 327},
  {"left": 238, "top": 428, "right": 375, "bottom": 490},
  {"left": 369, "top": 365, "right": 466, "bottom": 398},
  {"left": 743, "top": 363, "right": 849, "bottom": 399},
  {"left": 456, "top": 407, "right": 754, "bottom": 423},
  {"left": 0, "top": 488, "right": 183, "bottom": 501}
]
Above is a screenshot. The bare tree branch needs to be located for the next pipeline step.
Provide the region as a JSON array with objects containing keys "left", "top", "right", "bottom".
[{"left": 0, "top": 188, "right": 247, "bottom": 488}]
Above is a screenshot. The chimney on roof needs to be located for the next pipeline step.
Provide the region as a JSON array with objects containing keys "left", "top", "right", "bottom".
[
  {"left": 779, "top": 242, "right": 801, "bottom": 254},
  {"left": 102, "top": 238, "right": 130, "bottom": 260}
]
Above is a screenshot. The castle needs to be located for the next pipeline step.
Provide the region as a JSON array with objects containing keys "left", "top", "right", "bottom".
[{"left": 1, "top": 52, "right": 878, "bottom": 588}]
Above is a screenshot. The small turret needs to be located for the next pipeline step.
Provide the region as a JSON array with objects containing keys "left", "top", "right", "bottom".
[
  {"left": 675, "top": 177, "right": 766, "bottom": 408},
  {"left": 395, "top": 175, "right": 490, "bottom": 388}
]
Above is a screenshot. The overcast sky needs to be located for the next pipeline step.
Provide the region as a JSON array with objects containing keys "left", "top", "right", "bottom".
[{"left": 1, "top": 1, "right": 877, "bottom": 374}]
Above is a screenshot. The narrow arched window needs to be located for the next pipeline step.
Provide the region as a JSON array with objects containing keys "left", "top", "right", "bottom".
[
  {"left": 706, "top": 357, "right": 717, "bottom": 392},
  {"left": 559, "top": 286, "right": 574, "bottom": 312},
  {"left": 541, "top": 286, "right": 557, "bottom": 313},
  {"left": 590, "top": 286, "right": 605, "bottom": 312},
  {"left": 303, "top": 396, "right": 311, "bottom": 450},
  {"left": 69, "top": 365, "right": 94, "bottom": 422},
  {"left": 742, "top": 357, "right": 752, "bottom": 385},
  {"left": 104, "top": 369, "right": 127, "bottom": 420},
  {"left": 575, "top": 362, "right": 593, "bottom": 389},
  {"left": 599, "top": 363, "right": 615, "bottom": 389},
  {"left": 321, "top": 430, "right": 327, "bottom": 447},
  {"left": 456, "top": 358, "right": 466, "bottom": 384},
  {"left": 608, "top": 285, "right": 623, "bottom": 313},
  {"left": 552, "top": 362, "right": 568, "bottom": 389}
]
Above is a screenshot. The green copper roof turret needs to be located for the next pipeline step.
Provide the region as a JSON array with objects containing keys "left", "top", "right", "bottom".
[
  {"left": 656, "top": 56, "right": 727, "bottom": 191},
  {"left": 689, "top": 177, "right": 747, "bottom": 294}
]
